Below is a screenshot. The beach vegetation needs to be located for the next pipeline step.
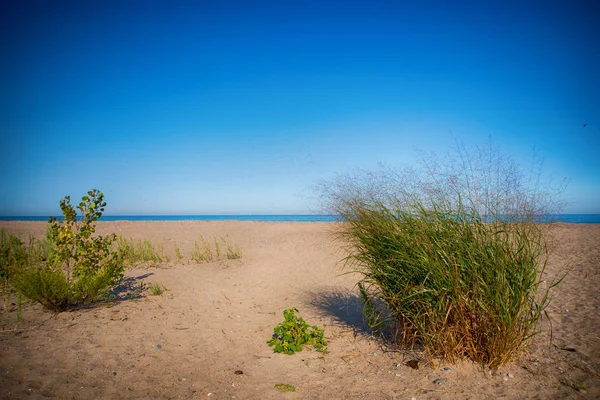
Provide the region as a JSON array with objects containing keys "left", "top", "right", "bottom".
[
  {"left": 174, "top": 243, "right": 184, "bottom": 262},
  {"left": 191, "top": 235, "right": 242, "bottom": 263},
  {"left": 274, "top": 383, "right": 296, "bottom": 393},
  {"left": 268, "top": 307, "right": 328, "bottom": 355},
  {"left": 116, "top": 236, "right": 168, "bottom": 267},
  {"left": 0, "top": 229, "right": 25, "bottom": 313},
  {"left": 223, "top": 235, "right": 242, "bottom": 259},
  {"left": 318, "top": 140, "right": 565, "bottom": 367},
  {"left": 1, "top": 228, "right": 56, "bottom": 315},
  {"left": 214, "top": 238, "right": 221, "bottom": 258},
  {"left": 8, "top": 189, "right": 124, "bottom": 311},
  {"left": 148, "top": 282, "right": 167, "bottom": 296},
  {"left": 191, "top": 235, "right": 213, "bottom": 262}
]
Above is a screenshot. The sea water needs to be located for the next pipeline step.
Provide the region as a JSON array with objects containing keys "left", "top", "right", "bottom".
[{"left": 1, "top": 214, "right": 599, "bottom": 223}]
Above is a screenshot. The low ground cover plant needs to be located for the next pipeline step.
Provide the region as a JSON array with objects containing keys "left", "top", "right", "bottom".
[
  {"left": 274, "top": 383, "right": 296, "bottom": 393},
  {"left": 268, "top": 308, "right": 327, "bottom": 355},
  {"left": 319, "top": 141, "right": 565, "bottom": 367},
  {"left": 8, "top": 189, "right": 124, "bottom": 311}
]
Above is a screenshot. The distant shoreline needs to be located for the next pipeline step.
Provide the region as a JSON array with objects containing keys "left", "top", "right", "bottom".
[
  {"left": 1, "top": 214, "right": 599, "bottom": 223},
  {"left": 0, "top": 214, "right": 340, "bottom": 223}
]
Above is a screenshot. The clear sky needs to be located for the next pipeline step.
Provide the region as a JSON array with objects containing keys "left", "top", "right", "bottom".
[{"left": 1, "top": 0, "right": 598, "bottom": 215}]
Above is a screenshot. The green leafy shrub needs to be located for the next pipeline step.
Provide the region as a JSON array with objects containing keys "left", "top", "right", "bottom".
[
  {"left": 10, "top": 189, "right": 124, "bottom": 311},
  {"left": 319, "top": 141, "right": 565, "bottom": 367},
  {"left": 268, "top": 308, "right": 327, "bottom": 355}
]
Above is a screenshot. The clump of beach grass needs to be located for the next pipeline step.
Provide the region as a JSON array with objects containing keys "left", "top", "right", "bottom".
[
  {"left": 174, "top": 242, "right": 184, "bottom": 263},
  {"left": 191, "top": 235, "right": 241, "bottom": 263},
  {"left": 147, "top": 282, "right": 167, "bottom": 296},
  {"left": 223, "top": 235, "right": 242, "bottom": 259},
  {"left": 192, "top": 235, "right": 214, "bottom": 262},
  {"left": 115, "top": 236, "right": 169, "bottom": 267},
  {"left": 319, "top": 140, "right": 565, "bottom": 368}
]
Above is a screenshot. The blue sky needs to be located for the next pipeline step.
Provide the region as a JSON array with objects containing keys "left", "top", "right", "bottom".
[{"left": 1, "top": 0, "right": 598, "bottom": 215}]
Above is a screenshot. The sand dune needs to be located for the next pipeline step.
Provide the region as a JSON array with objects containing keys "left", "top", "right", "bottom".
[{"left": 1, "top": 221, "right": 598, "bottom": 399}]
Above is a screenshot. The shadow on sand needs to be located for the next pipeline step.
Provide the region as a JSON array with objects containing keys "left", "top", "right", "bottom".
[
  {"left": 306, "top": 287, "right": 419, "bottom": 359},
  {"left": 107, "top": 272, "right": 155, "bottom": 303},
  {"left": 306, "top": 287, "right": 371, "bottom": 336}
]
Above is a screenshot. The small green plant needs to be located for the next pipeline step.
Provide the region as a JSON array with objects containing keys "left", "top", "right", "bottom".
[
  {"left": 274, "top": 383, "right": 296, "bottom": 393},
  {"left": 214, "top": 238, "right": 221, "bottom": 258},
  {"left": 191, "top": 241, "right": 205, "bottom": 262},
  {"left": 10, "top": 189, "right": 124, "bottom": 311},
  {"left": 191, "top": 235, "right": 214, "bottom": 262},
  {"left": 148, "top": 282, "right": 167, "bottom": 296},
  {"left": 174, "top": 243, "right": 183, "bottom": 262},
  {"left": 200, "top": 236, "right": 214, "bottom": 261},
  {"left": 268, "top": 308, "right": 328, "bottom": 355},
  {"left": 223, "top": 235, "right": 242, "bottom": 259}
]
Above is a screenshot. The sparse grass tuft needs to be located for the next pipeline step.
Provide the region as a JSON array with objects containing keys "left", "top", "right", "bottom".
[
  {"left": 191, "top": 235, "right": 241, "bottom": 263},
  {"left": 174, "top": 243, "right": 184, "bottom": 262},
  {"left": 223, "top": 235, "right": 242, "bottom": 259},
  {"left": 214, "top": 238, "right": 221, "bottom": 258},
  {"left": 191, "top": 235, "right": 213, "bottom": 262},
  {"left": 115, "top": 236, "right": 165, "bottom": 267},
  {"left": 147, "top": 282, "right": 167, "bottom": 296}
]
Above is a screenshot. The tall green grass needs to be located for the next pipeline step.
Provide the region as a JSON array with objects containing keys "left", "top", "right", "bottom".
[{"left": 320, "top": 141, "right": 564, "bottom": 367}]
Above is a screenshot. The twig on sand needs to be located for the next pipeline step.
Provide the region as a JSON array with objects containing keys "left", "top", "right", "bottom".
[
  {"left": 566, "top": 361, "right": 600, "bottom": 377},
  {"left": 222, "top": 292, "right": 232, "bottom": 305},
  {"left": 339, "top": 353, "right": 361, "bottom": 360},
  {"left": 408, "top": 388, "right": 459, "bottom": 394},
  {"left": 0, "top": 328, "right": 24, "bottom": 334}
]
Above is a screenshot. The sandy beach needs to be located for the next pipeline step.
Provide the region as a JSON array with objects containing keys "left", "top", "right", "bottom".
[{"left": 1, "top": 221, "right": 598, "bottom": 399}]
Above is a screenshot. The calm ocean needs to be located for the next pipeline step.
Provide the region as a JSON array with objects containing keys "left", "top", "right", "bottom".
[{"left": 1, "top": 214, "right": 599, "bottom": 223}]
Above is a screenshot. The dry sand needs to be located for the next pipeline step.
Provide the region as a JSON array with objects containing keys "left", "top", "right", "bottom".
[{"left": 0, "top": 221, "right": 598, "bottom": 399}]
